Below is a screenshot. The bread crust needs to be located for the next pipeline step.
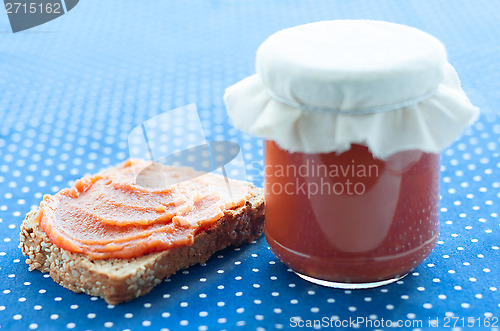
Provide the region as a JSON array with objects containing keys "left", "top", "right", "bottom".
[{"left": 19, "top": 190, "right": 264, "bottom": 305}]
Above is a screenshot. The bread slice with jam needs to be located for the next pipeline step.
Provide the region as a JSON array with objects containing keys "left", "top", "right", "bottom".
[{"left": 19, "top": 160, "right": 265, "bottom": 304}]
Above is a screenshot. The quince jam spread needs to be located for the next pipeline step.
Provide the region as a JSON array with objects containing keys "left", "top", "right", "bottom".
[
  {"left": 264, "top": 142, "right": 440, "bottom": 283},
  {"left": 38, "top": 159, "right": 252, "bottom": 259}
]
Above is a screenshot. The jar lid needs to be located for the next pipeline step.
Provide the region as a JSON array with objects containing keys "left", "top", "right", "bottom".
[{"left": 224, "top": 20, "right": 479, "bottom": 158}]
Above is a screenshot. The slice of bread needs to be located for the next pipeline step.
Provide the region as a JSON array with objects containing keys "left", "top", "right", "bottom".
[{"left": 19, "top": 185, "right": 264, "bottom": 305}]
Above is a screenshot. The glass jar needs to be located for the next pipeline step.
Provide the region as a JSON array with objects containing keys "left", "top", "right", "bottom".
[
  {"left": 224, "top": 20, "right": 478, "bottom": 288},
  {"left": 264, "top": 141, "right": 440, "bottom": 287}
]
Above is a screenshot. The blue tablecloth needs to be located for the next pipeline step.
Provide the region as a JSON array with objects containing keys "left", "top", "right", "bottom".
[{"left": 0, "top": 1, "right": 498, "bottom": 330}]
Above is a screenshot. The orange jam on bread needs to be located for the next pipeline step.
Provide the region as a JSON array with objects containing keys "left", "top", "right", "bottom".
[{"left": 38, "top": 159, "right": 253, "bottom": 259}]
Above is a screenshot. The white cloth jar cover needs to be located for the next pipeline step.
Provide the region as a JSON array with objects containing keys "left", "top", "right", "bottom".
[{"left": 224, "top": 20, "right": 479, "bottom": 159}]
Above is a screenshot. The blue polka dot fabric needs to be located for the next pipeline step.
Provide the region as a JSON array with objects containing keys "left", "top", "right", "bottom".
[{"left": 0, "top": 1, "right": 499, "bottom": 330}]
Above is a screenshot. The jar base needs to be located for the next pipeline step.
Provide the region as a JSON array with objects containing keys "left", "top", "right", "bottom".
[{"left": 294, "top": 271, "right": 408, "bottom": 289}]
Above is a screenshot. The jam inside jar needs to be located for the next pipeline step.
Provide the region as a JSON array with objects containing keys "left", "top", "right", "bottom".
[{"left": 264, "top": 141, "right": 440, "bottom": 288}]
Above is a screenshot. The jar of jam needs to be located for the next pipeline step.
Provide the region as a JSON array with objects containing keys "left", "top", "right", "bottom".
[{"left": 225, "top": 20, "right": 478, "bottom": 288}]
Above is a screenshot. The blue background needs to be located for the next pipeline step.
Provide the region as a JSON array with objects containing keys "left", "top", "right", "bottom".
[{"left": 0, "top": 1, "right": 499, "bottom": 330}]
